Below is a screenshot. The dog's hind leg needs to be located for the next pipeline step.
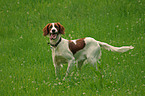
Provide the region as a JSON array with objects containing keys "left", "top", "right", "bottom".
[
  {"left": 77, "top": 60, "right": 85, "bottom": 70},
  {"left": 63, "top": 58, "right": 75, "bottom": 80}
]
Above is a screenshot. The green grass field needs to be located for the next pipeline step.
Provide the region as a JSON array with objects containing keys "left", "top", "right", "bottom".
[{"left": 0, "top": 0, "right": 144, "bottom": 95}]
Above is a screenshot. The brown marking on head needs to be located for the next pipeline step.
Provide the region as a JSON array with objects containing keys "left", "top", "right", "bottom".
[
  {"left": 57, "top": 22, "right": 65, "bottom": 34},
  {"left": 43, "top": 22, "right": 65, "bottom": 36},
  {"left": 43, "top": 23, "right": 52, "bottom": 36},
  {"left": 69, "top": 38, "right": 86, "bottom": 55}
]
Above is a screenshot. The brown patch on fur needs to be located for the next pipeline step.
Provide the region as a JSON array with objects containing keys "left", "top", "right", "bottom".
[
  {"left": 69, "top": 38, "right": 86, "bottom": 55},
  {"left": 43, "top": 23, "right": 52, "bottom": 36},
  {"left": 57, "top": 22, "right": 65, "bottom": 34}
]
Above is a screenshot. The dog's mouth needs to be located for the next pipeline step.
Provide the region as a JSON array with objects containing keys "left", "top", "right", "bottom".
[{"left": 50, "top": 33, "right": 58, "bottom": 40}]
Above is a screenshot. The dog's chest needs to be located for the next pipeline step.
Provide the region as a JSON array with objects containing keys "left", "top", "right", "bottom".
[{"left": 51, "top": 47, "right": 68, "bottom": 64}]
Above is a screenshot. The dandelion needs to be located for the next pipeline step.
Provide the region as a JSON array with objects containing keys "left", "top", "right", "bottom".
[
  {"left": 58, "top": 82, "right": 62, "bottom": 85},
  {"left": 56, "top": 77, "right": 59, "bottom": 80},
  {"left": 36, "top": 88, "right": 38, "bottom": 90},
  {"left": 32, "top": 81, "right": 36, "bottom": 83},
  {"left": 114, "top": 89, "right": 117, "bottom": 92},
  {"left": 74, "top": 77, "right": 77, "bottom": 80},
  {"left": 116, "top": 81, "right": 118, "bottom": 84},
  {"left": 20, "top": 35, "right": 23, "bottom": 39},
  {"left": 69, "top": 34, "right": 72, "bottom": 39},
  {"left": 83, "top": 92, "right": 86, "bottom": 95},
  {"left": 19, "top": 86, "right": 23, "bottom": 89},
  {"left": 69, "top": 34, "right": 71, "bottom": 37},
  {"left": 54, "top": 83, "right": 57, "bottom": 86},
  {"left": 116, "top": 25, "right": 119, "bottom": 28},
  {"left": 67, "top": 86, "right": 70, "bottom": 88},
  {"left": 43, "top": 80, "right": 46, "bottom": 83}
]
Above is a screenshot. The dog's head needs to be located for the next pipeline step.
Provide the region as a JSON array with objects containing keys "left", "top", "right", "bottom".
[{"left": 43, "top": 22, "right": 65, "bottom": 40}]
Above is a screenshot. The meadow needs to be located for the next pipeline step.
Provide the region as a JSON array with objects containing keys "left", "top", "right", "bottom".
[{"left": 0, "top": 0, "right": 145, "bottom": 95}]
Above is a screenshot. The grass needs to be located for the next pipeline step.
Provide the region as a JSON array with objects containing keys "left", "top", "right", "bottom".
[{"left": 0, "top": 0, "right": 145, "bottom": 95}]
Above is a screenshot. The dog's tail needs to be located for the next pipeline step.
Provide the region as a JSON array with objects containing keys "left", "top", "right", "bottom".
[{"left": 97, "top": 41, "right": 134, "bottom": 53}]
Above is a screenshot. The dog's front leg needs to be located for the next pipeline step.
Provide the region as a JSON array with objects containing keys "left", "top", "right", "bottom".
[
  {"left": 54, "top": 64, "right": 61, "bottom": 78},
  {"left": 63, "top": 58, "right": 75, "bottom": 80},
  {"left": 52, "top": 56, "right": 61, "bottom": 78}
]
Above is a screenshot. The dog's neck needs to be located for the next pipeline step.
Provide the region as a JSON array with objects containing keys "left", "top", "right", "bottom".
[{"left": 49, "top": 35, "right": 61, "bottom": 47}]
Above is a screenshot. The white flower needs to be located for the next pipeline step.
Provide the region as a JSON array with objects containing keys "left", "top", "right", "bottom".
[
  {"left": 58, "top": 82, "right": 62, "bottom": 85},
  {"left": 83, "top": 92, "right": 86, "bottom": 95},
  {"left": 20, "top": 35, "right": 23, "bottom": 39},
  {"left": 27, "top": 12, "right": 29, "bottom": 14}
]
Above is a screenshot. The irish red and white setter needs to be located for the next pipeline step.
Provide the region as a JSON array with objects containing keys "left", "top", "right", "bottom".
[{"left": 43, "top": 22, "right": 134, "bottom": 79}]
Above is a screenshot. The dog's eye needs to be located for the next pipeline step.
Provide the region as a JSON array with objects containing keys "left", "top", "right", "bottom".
[
  {"left": 50, "top": 25, "right": 52, "bottom": 28},
  {"left": 55, "top": 25, "right": 58, "bottom": 28}
]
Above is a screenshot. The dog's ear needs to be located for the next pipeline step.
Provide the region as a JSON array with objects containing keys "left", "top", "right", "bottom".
[
  {"left": 57, "top": 22, "right": 65, "bottom": 35},
  {"left": 43, "top": 24, "right": 50, "bottom": 36}
]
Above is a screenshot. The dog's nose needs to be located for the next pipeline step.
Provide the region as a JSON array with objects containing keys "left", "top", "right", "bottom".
[{"left": 52, "top": 29, "right": 55, "bottom": 33}]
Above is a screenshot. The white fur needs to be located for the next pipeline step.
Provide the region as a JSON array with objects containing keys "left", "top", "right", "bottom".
[
  {"left": 50, "top": 23, "right": 58, "bottom": 33},
  {"left": 50, "top": 36, "right": 134, "bottom": 79}
]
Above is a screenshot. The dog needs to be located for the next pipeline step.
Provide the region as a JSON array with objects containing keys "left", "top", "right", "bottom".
[{"left": 43, "top": 22, "right": 134, "bottom": 79}]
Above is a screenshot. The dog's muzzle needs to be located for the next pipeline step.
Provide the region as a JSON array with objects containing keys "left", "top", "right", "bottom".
[{"left": 50, "top": 33, "right": 58, "bottom": 40}]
